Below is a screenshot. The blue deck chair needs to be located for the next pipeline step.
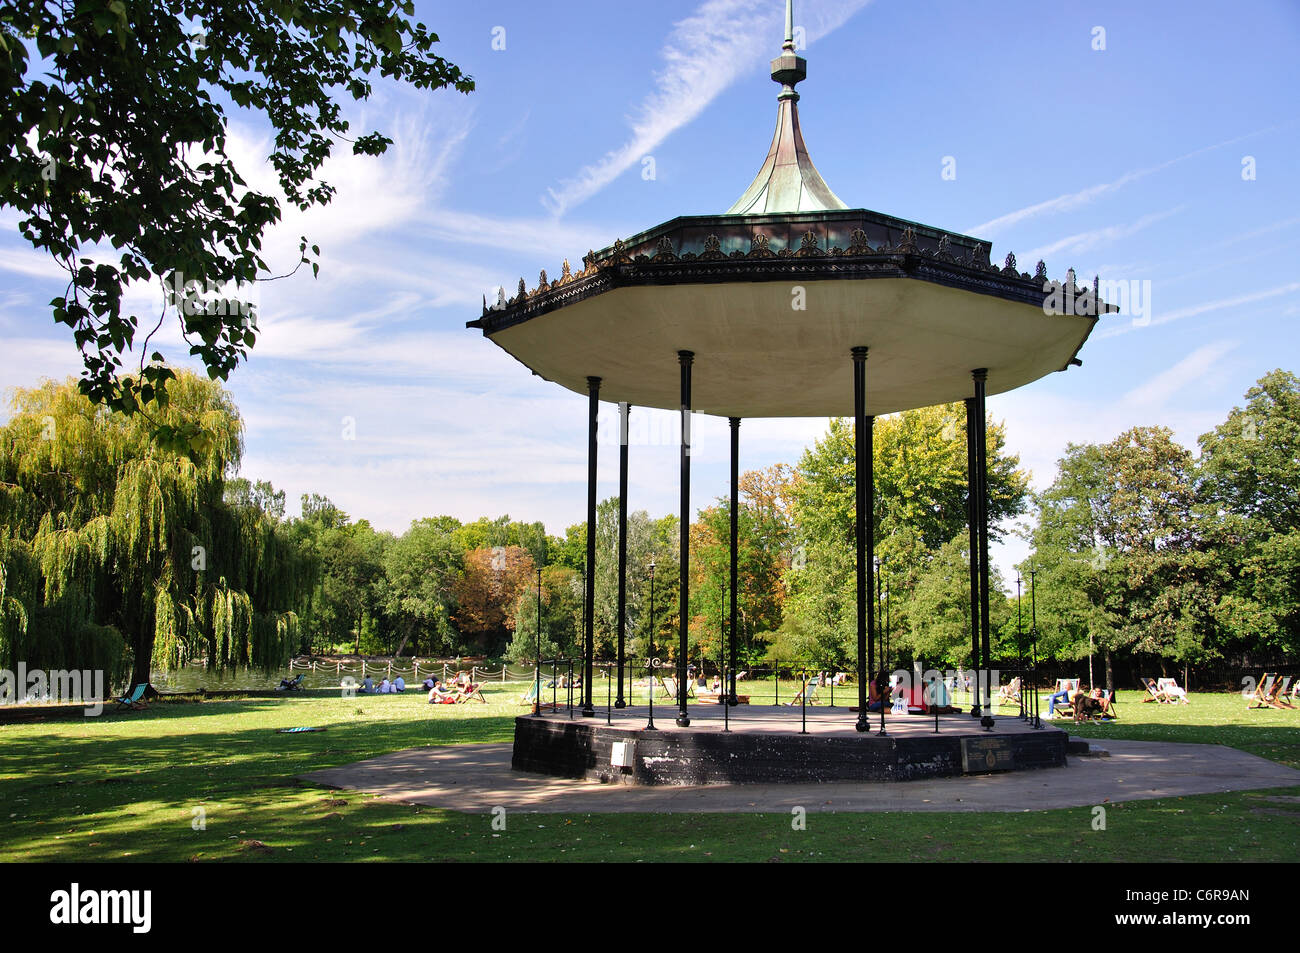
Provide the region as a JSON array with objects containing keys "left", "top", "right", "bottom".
[{"left": 114, "top": 683, "right": 149, "bottom": 712}]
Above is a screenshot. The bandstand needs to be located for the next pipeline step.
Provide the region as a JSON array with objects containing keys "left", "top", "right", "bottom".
[{"left": 467, "top": 0, "right": 1113, "bottom": 784}]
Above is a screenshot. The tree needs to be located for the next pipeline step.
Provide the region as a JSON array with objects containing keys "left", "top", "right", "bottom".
[
  {"left": 1027, "top": 426, "right": 1206, "bottom": 685},
  {"left": 507, "top": 565, "right": 580, "bottom": 665},
  {"left": 782, "top": 409, "right": 1029, "bottom": 666},
  {"left": 380, "top": 517, "right": 461, "bottom": 657},
  {"left": 317, "top": 520, "right": 386, "bottom": 654},
  {"left": 0, "top": 372, "right": 308, "bottom": 685},
  {"left": 1197, "top": 369, "right": 1300, "bottom": 655},
  {"left": 690, "top": 498, "right": 786, "bottom": 664},
  {"left": 1, "top": 1, "right": 472, "bottom": 437},
  {"left": 906, "top": 535, "right": 1011, "bottom": 666},
  {"left": 224, "top": 477, "right": 285, "bottom": 520},
  {"left": 452, "top": 546, "right": 534, "bottom": 654}
]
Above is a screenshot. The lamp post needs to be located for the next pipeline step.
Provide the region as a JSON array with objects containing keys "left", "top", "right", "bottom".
[
  {"left": 1029, "top": 565, "right": 1040, "bottom": 728},
  {"left": 1016, "top": 571, "right": 1025, "bottom": 720},
  {"left": 875, "top": 555, "right": 883, "bottom": 676},
  {"left": 534, "top": 566, "right": 543, "bottom": 717},
  {"left": 646, "top": 559, "right": 657, "bottom": 731}
]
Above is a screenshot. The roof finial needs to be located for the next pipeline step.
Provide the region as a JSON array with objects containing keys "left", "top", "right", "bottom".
[
  {"left": 771, "top": 0, "right": 806, "bottom": 100},
  {"left": 725, "top": 0, "right": 847, "bottom": 214}
]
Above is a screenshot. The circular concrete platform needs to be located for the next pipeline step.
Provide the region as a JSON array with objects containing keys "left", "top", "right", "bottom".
[{"left": 300, "top": 737, "right": 1300, "bottom": 814}]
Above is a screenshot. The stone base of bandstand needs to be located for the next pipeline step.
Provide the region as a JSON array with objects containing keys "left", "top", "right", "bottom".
[{"left": 512, "top": 704, "right": 1070, "bottom": 785}]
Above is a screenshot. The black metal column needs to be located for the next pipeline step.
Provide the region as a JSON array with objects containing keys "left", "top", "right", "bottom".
[
  {"left": 676, "top": 351, "right": 694, "bottom": 727},
  {"left": 852, "top": 346, "right": 872, "bottom": 732},
  {"left": 581, "top": 376, "right": 600, "bottom": 717},
  {"left": 974, "top": 368, "right": 992, "bottom": 708},
  {"left": 615, "top": 402, "right": 630, "bottom": 708},
  {"left": 728, "top": 416, "right": 740, "bottom": 706},
  {"left": 965, "top": 396, "right": 982, "bottom": 717}
]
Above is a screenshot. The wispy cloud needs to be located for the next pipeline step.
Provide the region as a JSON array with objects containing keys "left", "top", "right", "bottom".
[
  {"left": 965, "top": 124, "right": 1292, "bottom": 237},
  {"left": 540, "top": 0, "right": 872, "bottom": 217},
  {"left": 1123, "top": 340, "right": 1238, "bottom": 407},
  {"left": 1020, "top": 207, "right": 1184, "bottom": 265},
  {"left": 1099, "top": 281, "right": 1300, "bottom": 339}
]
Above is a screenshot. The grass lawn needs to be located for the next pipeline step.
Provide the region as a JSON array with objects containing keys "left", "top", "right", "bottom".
[{"left": 1, "top": 683, "right": 1297, "bottom": 862}]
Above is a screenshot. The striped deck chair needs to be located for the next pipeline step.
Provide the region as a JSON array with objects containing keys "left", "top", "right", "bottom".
[
  {"left": 1278, "top": 676, "right": 1299, "bottom": 708},
  {"left": 1246, "top": 674, "right": 1280, "bottom": 710},
  {"left": 997, "top": 677, "right": 1022, "bottom": 706},
  {"left": 1156, "top": 677, "right": 1189, "bottom": 705},
  {"left": 454, "top": 681, "right": 487, "bottom": 704},
  {"left": 1043, "top": 678, "right": 1079, "bottom": 718}
]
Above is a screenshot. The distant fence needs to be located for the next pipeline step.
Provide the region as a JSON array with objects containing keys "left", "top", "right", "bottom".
[{"left": 151, "top": 658, "right": 537, "bottom": 693}]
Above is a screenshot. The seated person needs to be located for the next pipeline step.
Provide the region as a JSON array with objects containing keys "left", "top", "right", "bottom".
[
  {"left": 427, "top": 678, "right": 456, "bottom": 703},
  {"left": 1072, "top": 685, "right": 1104, "bottom": 721},
  {"left": 997, "top": 677, "right": 1021, "bottom": 704},
  {"left": 1158, "top": 679, "right": 1189, "bottom": 704},
  {"left": 421, "top": 675, "right": 437, "bottom": 691},
  {"left": 393, "top": 675, "right": 406, "bottom": 693},
  {"left": 278, "top": 674, "right": 299, "bottom": 690},
  {"left": 377, "top": 677, "right": 391, "bottom": 694},
  {"left": 359, "top": 676, "right": 375, "bottom": 694},
  {"left": 1047, "top": 684, "right": 1074, "bottom": 717},
  {"left": 1090, "top": 687, "right": 1116, "bottom": 718},
  {"left": 865, "top": 675, "right": 882, "bottom": 712},
  {"left": 890, "top": 675, "right": 908, "bottom": 714},
  {"left": 1141, "top": 677, "right": 1170, "bottom": 702}
]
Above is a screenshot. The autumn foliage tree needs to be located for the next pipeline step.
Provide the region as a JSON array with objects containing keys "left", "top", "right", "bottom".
[{"left": 452, "top": 546, "right": 534, "bottom": 653}]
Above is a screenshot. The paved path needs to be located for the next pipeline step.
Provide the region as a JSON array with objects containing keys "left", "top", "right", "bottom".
[{"left": 301, "top": 738, "right": 1300, "bottom": 814}]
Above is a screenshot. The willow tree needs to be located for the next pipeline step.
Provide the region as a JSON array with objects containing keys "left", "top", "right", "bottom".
[{"left": 0, "top": 372, "right": 309, "bottom": 687}]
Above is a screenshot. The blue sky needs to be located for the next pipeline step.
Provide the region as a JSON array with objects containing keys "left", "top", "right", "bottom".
[{"left": 2, "top": 0, "right": 1298, "bottom": 587}]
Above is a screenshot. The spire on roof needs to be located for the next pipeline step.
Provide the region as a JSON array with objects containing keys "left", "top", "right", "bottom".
[{"left": 726, "top": 0, "right": 848, "bottom": 215}]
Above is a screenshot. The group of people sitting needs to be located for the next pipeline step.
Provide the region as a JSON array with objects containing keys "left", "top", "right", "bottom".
[
  {"left": 1046, "top": 681, "right": 1116, "bottom": 721},
  {"left": 358, "top": 675, "right": 406, "bottom": 694},
  {"left": 423, "top": 671, "right": 481, "bottom": 704}
]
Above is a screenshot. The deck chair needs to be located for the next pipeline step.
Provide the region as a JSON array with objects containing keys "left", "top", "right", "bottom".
[
  {"left": 1156, "top": 677, "right": 1189, "bottom": 705},
  {"left": 1140, "top": 677, "right": 1172, "bottom": 703},
  {"left": 1277, "top": 675, "right": 1299, "bottom": 708},
  {"left": 1246, "top": 674, "right": 1278, "bottom": 710},
  {"left": 784, "top": 677, "right": 820, "bottom": 707},
  {"left": 454, "top": 681, "right": 487, "bottom": 704},
  {"left": 518, "top": 679, "right": 563, "bottom": 711},
  {"left": 660, "top": 676, "right": 680, "bottom": 699},
  {"left": 113, "top": 683, "right": 150, "bottom": 712},
  {"left": 1043, "top": 678, "right": 1079, "bottom": 719},
  {"left": 997, "top": 677, "right": 1022, "bottom": 706},
  {"left": 1073, "top": 689, "right": 1118, "bottom": 722},
  {"left": 520, "top": 680, "right": 540, "bottom": 705},
  {"left": 1249, "top": 674, "right": 1295, "bottom": 710}
]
